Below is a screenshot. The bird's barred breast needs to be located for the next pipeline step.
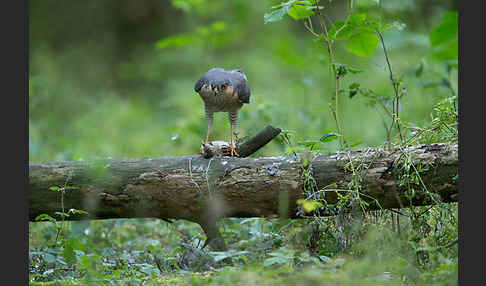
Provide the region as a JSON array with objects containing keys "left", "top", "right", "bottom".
[{"left": 201, "top": 86, "right": 243, "bottom": 112}]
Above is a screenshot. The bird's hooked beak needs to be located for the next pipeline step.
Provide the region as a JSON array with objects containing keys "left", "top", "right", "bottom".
[
  {"left": 212, "top": 84, "right": 228, "bottom": 96},
  {"left": 208, "top": 84, "right": 217, "bottom": 96},
  {"left": 210, "top": 84, "right": 223, "bottom": 96}
]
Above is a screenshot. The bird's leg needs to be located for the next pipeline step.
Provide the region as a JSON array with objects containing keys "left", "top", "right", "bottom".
[
  {"left": 206, "top": 126, "right": 211, "bottom": 144},
  {"left": 229, "top": 111, "right": 239, "bottom": 157},
  {"left": 230, "top": 128, "right": 240, "bottom": 157},
  {"left": 205, "top": 108, "right": 214, "bottom": 144},
  {"left": 201, "top": 108, "right": 214, "bottom": 154}
]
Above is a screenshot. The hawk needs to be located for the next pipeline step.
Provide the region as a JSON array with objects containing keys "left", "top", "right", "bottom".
[{"left": 194, "top": 68, "right": 251, "bottom": 156}]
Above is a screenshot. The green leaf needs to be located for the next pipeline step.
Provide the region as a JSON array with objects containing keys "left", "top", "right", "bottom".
[
  {"left": 63, "top": 186, "right": 78, "bottom": 190},
  {"left": 332, "top": 63, "right": 362, "bottom": 78},
  {"left": 320, "top": 132, "right": 342, "bottom": 143},
  {"left": 43, "top": 253, "right": 57, "bottom": 264},
  {"left": 328, "top": 21, "right": 354, "bottom": 41},
  {"left": 211, "top": 250, "right": 249, "bottom": 262},
  {"left": 35, "top": 214, "right": 56, "bottom": 223},
  {"left": 345, "top": 31, "right": 379, "bottom": 57},
  {"left": 335, "top": 64, "right": 348, "bottom": 79},
  {"left": 432, "top": 38, "right": 458, "bottom": 60},
  {"left": 288, "top": 5, "right": 314, "bottom": 20},
  {"left": 349, "top": 83, "right": 360, "bottom": 98},
  {"left": 49, "top": 186, "right": 60, "bottom": 191},
  {"left": 347, "top": 66, "right": 363, "bottom": 74},
  {"left": 349, "top": 83, "right": 360, "bottom": 89},
  {"left": 264, "top": 6, "right": 291, "bottom": 24},
  {"left": 319, "top": 255, "right": 332, "bottom": 263},
  {"left": 55, "top": 212, "right": 70, "bottom": 218},
  {"left": 69, "top": 209, "right": 89, "bottom": 216},
  {"left": 62, "top": 238, "right": 77, "bottom": 265},
  {"left": 263, "top": 256, "right": 288, "bottom": 267},
  {"left": 430, "top": 12, "right": 458, "bottom": 47},
  {"left": 348, "top": 13, "right": 367, "bottom": 26},
  {"left": 298, "top": 140, "right": 320, "bottom": 147},
  {"left": 155, "top": 34, "right": 195, "bottom": 50},
  {"left": 297, "top": 199, "right": 323, "bottom": 212},
  {"left": 430, "top": 11, "right": 457, "bottom": 60}
]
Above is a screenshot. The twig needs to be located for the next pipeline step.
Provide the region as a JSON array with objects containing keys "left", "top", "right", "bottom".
[
  {"left": 205, "top": 157, "right": 215, "bottom": 195},
  {"left": 417, "top": 205, "right": 434, "bottom": 218},
  {"left": 201, "top": 125, "right": 281, "bottom": 158},
  {"left": 188, "top": 158, "right": 202, "bottom": 193},
  {"left": 443, "top": 238, "right": 458, "bottom": 248},
  {"left": 389, "top": 208, "right": 408, "bottom": 217},
  {"left": 303, "top": 18, "right": 320, "bottom": 37},
  {"left": 237, "top": 125, "right": 281, "bottom": 157}
]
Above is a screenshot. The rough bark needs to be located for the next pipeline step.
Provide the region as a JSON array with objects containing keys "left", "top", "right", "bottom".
[{"left": 29, "top": 143, "right": 457, "bottom": 250}]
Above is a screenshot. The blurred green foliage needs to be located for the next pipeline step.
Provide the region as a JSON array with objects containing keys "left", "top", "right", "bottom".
[{"left": 29, "top": 0, "right": 457, "bottom": 161}]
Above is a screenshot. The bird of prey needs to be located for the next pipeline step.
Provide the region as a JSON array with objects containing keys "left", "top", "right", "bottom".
[{"left": 194, "top": 68, "right": 251, "bottom": 156}]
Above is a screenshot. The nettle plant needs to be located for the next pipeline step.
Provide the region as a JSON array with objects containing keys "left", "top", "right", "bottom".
[
  {"left": 266, "top": 1, "right": 458, "bottom": 255},
  {"left": 265, "top": 0, "right": 408, "bottom": 149},
  {"left": 267, "top": 0, "right": 402, "bottom": 217}
]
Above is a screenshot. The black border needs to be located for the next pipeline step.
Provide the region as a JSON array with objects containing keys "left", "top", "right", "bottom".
[
  {"left": 3, "top": 0, "right": 28, "bottom": 283},
  {"left": 458, "top": 0, "right": 473, "bottom": 285}
]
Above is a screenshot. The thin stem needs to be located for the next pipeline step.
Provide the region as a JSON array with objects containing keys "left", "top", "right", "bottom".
[
  {"left": 377, "top": 29, "right": 404, "bottom": 143},
  {"left": 314, "top": 0, "right": 343, "bottom": 148},
  {"left": 375, "top": 106, "right": 391, "bottom": 150},
  {"left": 389, "top": 208, "right": 408, "bottom": 217},
  {"left": 303, "top": 18, "right": 320, "bottom": 37}
]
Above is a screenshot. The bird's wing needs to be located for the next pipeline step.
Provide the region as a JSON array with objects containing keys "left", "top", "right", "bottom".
[
  {"left": 229, "top": 70, "right": 251, "bottom": 104},
  {"left": 194, "top": 77, "right": 205, "bottom": 93}
]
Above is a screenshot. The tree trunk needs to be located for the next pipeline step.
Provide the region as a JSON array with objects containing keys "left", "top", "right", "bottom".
[{"left": 29, "top": 143, "right": 457, "bottom": 250}]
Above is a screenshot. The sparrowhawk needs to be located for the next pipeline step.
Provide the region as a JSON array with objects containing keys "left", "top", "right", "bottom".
[{"left": 194, "top": 68, "right": 251, "bottom": 156}]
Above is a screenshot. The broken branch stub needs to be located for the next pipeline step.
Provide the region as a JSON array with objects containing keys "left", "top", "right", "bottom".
[{"left": 201, "top": 125, "right": 281, "bottom": 158}]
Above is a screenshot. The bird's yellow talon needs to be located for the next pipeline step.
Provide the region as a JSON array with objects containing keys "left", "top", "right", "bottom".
[
  {"left": 230, "top": 144, "right": 239, "bottom": 157},
  {"left": 200, "top": 140, "right": 207, "bottom": 154}
]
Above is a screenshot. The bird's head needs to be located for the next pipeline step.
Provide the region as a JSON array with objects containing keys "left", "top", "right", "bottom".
[{"left": 195, "top": 67, "right": 251, "bottom": 103}]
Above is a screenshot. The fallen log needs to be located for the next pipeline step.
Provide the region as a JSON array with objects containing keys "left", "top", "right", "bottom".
[{"left": 28, "top": 143, "right": 458, "bottom": 250}]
